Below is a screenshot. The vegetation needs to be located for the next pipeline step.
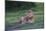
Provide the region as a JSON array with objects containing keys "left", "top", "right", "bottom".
[{"left": 5, "top": 1, "right": 44, "bottom": 30}]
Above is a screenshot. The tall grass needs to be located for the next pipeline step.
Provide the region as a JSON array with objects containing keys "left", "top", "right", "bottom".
[{"left": 5, "top": 11, "right": 44, "bottom": 29}]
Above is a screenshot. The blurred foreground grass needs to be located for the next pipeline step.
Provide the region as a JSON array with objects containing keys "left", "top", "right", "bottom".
[{"left": 5, "top": 11, "right": 44, "bottom": 30}]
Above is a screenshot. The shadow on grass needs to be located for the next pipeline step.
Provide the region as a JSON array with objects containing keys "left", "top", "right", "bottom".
[{"left": 5, "top": 21, "right": 44, "bottom": 31}]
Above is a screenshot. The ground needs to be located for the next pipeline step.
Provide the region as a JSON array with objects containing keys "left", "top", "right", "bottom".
[{"left": 5, "top": 11, "right": 44, "bottom": 31}]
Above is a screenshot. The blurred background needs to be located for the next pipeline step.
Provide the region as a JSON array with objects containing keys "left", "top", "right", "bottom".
[{"left": 5, "top": 1, "right": 44, "bottom": 30}]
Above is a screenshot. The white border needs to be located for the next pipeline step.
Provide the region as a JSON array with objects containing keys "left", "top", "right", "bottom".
[
  {"left": 7, "top": 0, "right": 44, "bottom": 2},
  {"left": 44, "top": 0, "right": 46, "bottom": 31},
  {"left": 0, "top": 0, "right": 45, "bottom": 31},
  {"left": 0, "top": 0, "right": 5, "bottom": 31}
]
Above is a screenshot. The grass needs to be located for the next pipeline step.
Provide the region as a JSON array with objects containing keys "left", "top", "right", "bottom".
[{"left": 5, "top": 11, "right": 44, "bottom": 30}]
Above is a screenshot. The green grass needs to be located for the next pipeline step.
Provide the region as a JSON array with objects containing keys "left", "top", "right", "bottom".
[{"left": 5, "top": 11, "right": 44, "bottom": 30}]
